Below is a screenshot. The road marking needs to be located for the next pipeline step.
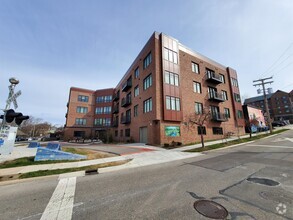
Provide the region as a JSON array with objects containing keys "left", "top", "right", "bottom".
[
  {"left": 40, "top": 177, "right": 76, "bottom": 220},
  {"left": 247, "top": 144, "right": 293, "bottom": 149},
  {"left": 272, "top": 137, "right": 293, "bottom": 142}
]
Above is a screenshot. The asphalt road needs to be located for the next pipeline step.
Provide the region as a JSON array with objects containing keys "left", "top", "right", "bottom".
[{"left": 0, "top": 130, "right": 292, "bottom": 220}]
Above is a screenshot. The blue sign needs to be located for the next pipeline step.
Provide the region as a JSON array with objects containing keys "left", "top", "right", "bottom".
[{"left": 0, "top": 139, "right": 4, "bottom": 147}]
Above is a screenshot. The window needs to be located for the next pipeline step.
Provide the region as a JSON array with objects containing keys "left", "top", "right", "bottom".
[
  {"left": 103, "top": 118, "right": 111, "bottom": 126},
  {"left": 74, "top": 131, "right": 85, "bottom": 137},
  {"left": 134, "top": 67, "right": 139, "bottom": 78},
  {"left": 234, "top": 93, "right": 241, "bottom": 102},
  {"left": 193, "top": 81, "right": 201, "bottom": 93},
  {"left": 166, "top": 96, "right": 181, "bottom": 111},
  {"left": 104, "top": 95, "right": 112, "bottom": 102},
  {"left": 206, "top": 68, "right": 215, "bottom": 78},
  {"left": 75, "top": 118, "right": 86, "bottom": 125},
  {"left": 219, "top": 74, "right": 225, "bottom": 83},
  {"left": 76, "top": 106, "right": 88, "bottom": 113},
  {"left": 134, "top": 105, "right": 138, "bottom": 117},
  {"left": 95, "top": 107, "right": 103, "bottom": 114},
  {"left": 103, "top": 106, "right": 112, "bottom": 114},
  {"left": 224, "top": 108, "right": 230, "bottom": 118},
  {"left": 222, "top": 90, "right": 228, "bottom": 100},
  {"left": 191, "top": 62, "right": 199, "bottom": 74},
  {"left": 195, "top": 102, "right": 203, "bottom": 114},
  {"left": 237, "top": 110, "right": 243, "bottom": 119},
  {"left": 115, "top": 130, "right": 118, "bottom": 137},
  {"left": 94, "top": 118, "right": 103, "bottom": 126},
  {"left": 143, "top": 52, "right": 152, "bottom": 69},
  {"left": 143, "top": 98, "right": 152, "bottom": 113},
  {"left": 96, "top": 96, "right": 104, "bottom": 103},
  {"left": 197, "top": 126, "right": 206, "bottom": 135},
  {"left": 231, "top": 78, "right": 239, "bottom": 87},
  {"left": 78, "top": 95, "right": 88, "bottom": 102},
  {"left": 134, "top": 85, "right": 139, "bottom": 97},
  {"left": 164, "top": 71, "right": 179, "bottom": 86},
  {"left": 126, "top": 109, "right": 131, "bottom": 121},
  {"left": 163, "top": 47, "right": 178, "bottom": 64},
  {"left": 213, "top": 127, "right": 223, "bottom": 135},
  {"left": 143, "top": 74, "right": 152, "bottom": 90},
  {"left": 120, "top": 129, "right": 123, "bottom": 137},
  {"left": 125, "top": 129, "right": 130, "bottom": 137}
]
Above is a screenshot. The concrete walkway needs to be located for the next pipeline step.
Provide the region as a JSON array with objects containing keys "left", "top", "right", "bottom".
[{"left": 0, "top": 150, "right": 201, "bottom": 177}]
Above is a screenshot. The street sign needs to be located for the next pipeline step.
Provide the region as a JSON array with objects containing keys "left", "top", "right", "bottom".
[{"left": 6, "top": 90, "right": 21, "bottom": 109}]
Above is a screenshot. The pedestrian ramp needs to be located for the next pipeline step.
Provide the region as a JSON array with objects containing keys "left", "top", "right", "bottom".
[
  {"left": 28, "top": 142, "right": 41, "bottom": 148},
  {"left": 34, "top": 147, "right": 87, "bottom": 161}
]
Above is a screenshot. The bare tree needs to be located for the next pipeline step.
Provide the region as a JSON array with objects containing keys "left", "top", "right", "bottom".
[
  {"left": 19, "top": 116, "right": 51, "bottom": 137},
  {"left": 185, "top": 108, "right": 211, "bottom": 148}
]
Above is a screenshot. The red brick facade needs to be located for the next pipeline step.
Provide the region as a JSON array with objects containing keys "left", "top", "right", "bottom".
[{"left": 64, "top": 32, "right": 245, "bottom": 145}]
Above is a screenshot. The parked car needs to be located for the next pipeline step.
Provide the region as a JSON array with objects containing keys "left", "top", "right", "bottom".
[{"left": 272, "top": 121, "right": 285, "bottom": 127}]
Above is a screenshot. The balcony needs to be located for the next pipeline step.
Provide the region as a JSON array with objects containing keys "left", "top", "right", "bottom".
[
  {"left": 121, "top": 97, "right": 131, "bottom": 107},
  {"left": 121, "top": 115, "right": 131, "bottom": 124},
  {"left": 122, "top": 79, "right": 132, "bottom": 92},
  {"left": 211, "top": 113, "right": 228, "bottom": 122},
  {"left": 208, "top": 92, "right": 225, "bottom": 102},
  {"left": 113, "top": 92, "right": 120, "bottom": 101},
  {"left": 206, "top": 72, "right": 223, "bottom": 84},
  {"left": 113, "top": 105, "right": 119, "bottom": 114},
  {"left": 112, "top": 120, "right": 119, "bottom": 127}
]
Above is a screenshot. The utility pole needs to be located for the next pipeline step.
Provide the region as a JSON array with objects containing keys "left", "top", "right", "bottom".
[{"left": 253, "top": 76, "right": 274, "bottom": 134}]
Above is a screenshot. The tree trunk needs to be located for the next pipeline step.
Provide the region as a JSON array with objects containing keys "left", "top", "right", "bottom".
[{"left": 201, "top": 133, "right": 204, "bottom": 148}]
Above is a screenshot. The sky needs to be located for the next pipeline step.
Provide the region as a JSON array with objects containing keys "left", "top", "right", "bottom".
[{"left": 0, "top": 0, "right": 293, "bottom": 125}]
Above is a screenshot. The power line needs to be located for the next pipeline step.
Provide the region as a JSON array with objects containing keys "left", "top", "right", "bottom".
[
  {"left": 272, "top": 61, "right": 293, "bottom": 77},
  {"left": 259, "top": 42, "right": 293, "bottom": 78},
  {"left": 265, "top": 54, "right": 292, "bottom": 76}
]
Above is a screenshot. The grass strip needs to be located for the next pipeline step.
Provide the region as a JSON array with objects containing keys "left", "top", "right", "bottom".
[
  {"left": 19, "top": 160, "right": 130, "bottom": 179},
  {"left": 185, "top": 129, "right": 289, "bottom": 153},
  {"left": 0, "top": 157, "right": 82, "bottom": 169},
  {"left": 0, "top": 147, "right": 116, "bottom": 169}
]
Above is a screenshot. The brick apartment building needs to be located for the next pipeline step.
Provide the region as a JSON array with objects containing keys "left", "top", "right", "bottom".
[
  {"left": 64, "top": 32, "right": 245, "bottom": 145},
  {"left": 244, "top": 90, "right": 293, "bottom": 123}
]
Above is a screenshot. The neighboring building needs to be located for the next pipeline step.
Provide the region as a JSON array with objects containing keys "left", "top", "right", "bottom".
[
  {"left": 64, "top": 87, "right": 114, "bottom": 141},
  {"left": 242, "top": 105, "right": 266, "bottom": 133},
  {"left": 244, "top": 90, "right": 293, "bottom": 123},
  {"left": 64, "top": 32, "right": 245, "bottom": 145}
]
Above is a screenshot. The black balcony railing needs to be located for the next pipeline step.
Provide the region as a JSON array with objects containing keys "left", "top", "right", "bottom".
[
  {"left": 122, "top": 79, "right": 132, "bottom": 92},
  {"left": 113, "top": 92, "right": 120, "bottom": 101},
  {"left": 206, "top": 71, "right": 223, "bottom": 84},
  {"left": 211, "top": 113, "right": 228, "bottom": 122},
  {"left": 208, "top": 92, "right": 225, "bottom": 102},
  {"left": 113, "top": 105, "right": 119, "bottom": 114},
  {"left": 121, "top": 115, "right": 131, "bottom": 124},
  {"left": 121, "top": 97, "right": 131, "bottom": 107}
]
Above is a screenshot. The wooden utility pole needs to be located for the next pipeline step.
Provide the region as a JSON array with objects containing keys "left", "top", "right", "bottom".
[{"left": 253, "top": 77, "right": 274, "bottom": 133}]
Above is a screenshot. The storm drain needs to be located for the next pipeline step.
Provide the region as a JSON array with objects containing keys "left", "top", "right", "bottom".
[
  {"left": 193, "top": 200, "right": 228, "bottom": 219},
  {"left": 246, "top": 177, "right": 279, "bottom": 186}
]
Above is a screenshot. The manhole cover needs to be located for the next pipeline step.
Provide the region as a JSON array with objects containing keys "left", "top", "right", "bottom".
[
  {"left": 247, "top": 177, "right": 279, "bottom": 186},
  {"left": 193, "top": 200, "right": 228, "bottom": 219}
]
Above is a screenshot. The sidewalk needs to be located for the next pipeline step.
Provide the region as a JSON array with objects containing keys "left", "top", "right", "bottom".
[
  {"left": 0, "top": 125, "right": 291, "bottom": 180},
  {"left": 0, "top": 150, "right": 201, "bottom": 178}
]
